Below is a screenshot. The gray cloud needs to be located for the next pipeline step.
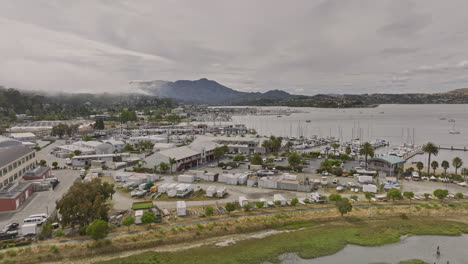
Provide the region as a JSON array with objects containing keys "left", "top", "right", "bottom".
[{"left": 0, "top": 0, "right": 467, "bottom": 95}]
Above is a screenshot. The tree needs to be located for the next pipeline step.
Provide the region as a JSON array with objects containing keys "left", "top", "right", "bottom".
[
  {"left": 431, "top": 161, "right": 439, "bottom": 176},
  {"left": 225, "top": 202, "right": 236, "bottom": 214},
  {"left": 433, "top": 189, "right": 448, "bottom": 201},
  {"left": 364, "top": 192, "right": 375, "bottom": 203},
  {"left": 359, "top": 142, "right": 374, "bottom": 169},
  {"left": 290, "top": 198, "right": 299, "bottom": 206},
  {"left": 422, "top": 142, "right": 438, "bottom": 176},
  {"left": 251, "top": 153, "right": 263, "bottom": 165},
  {"left": 403, "top": 191, "right": 414, "bottom": 203},
  {"left": 213, "top": 145, "right": 229, "bottom": 164},
  {"left": 122, "top": 216, "right": 135, "bottom": 231},
  {"left": 52, "top": 161, "right": 58, "bottom": 169},
  {"left": 452, "top": 157, "right": 463, "bottom": 175},
  {"left": 288, "top": 152, "right": 302, "bottom": 168},
  {"left": 86, "top": 219, "right": 109, "bottom": 240},
  {"left": 416, "top": 162, "right": 424, "bottom": 174},
  {"left": 40, "top": 160, "right": 47, "bottom": 166},
  {"left": 205, "top": 207, "right": 214, "bottom": 216},
  {"left": 387, "top": 188, "right": 402, "bottom": 201},
  {"left": 243, "top": 204, "right": 252, "bottom": 212},
  {"left": 122, "top": 144, "right": 135, "bottom": 152},
  {"left": 336, "top": 198, "right": 353, "bottom": 216},
  {"left": 56, "top": 179, "right": 113, "bottom": 228},
  {"left": 331, "top": 143, "right": 340, "bottom": 155},
  {"left": 255, "top": 201, "right": 265, "bottom": 208},
  {"left": 159, "top": 162, "right": 169, "bottom": 174},
  {"left": 329, "top": 194, "right": 342, "bottom": 202},
  {"left": 285, "top": 141, "right": 294, "bottom": 153},
  {"left": 168, "top": 157, "right": 176, "bottom": 174},
  {"left": 93, "top": 118, "right": 105, "bottom": 130},
  {"left": 454, "top": 192, "right": 464, "bottom": 199},
  {"left": 73, "top": 150, "right": 82, "bottom": 156},
  {"left": 141, "top": 211, "right": 156, "bottom": 228},
  {"left": 441, "top": 160, "right": 449, "bottom": 176},
  {"left": 345, "top": 146, "right": 352, "bottom": 155}
]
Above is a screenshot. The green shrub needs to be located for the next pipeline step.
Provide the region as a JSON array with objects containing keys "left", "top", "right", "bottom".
[
  {"left": 5, "top": 250, "right": 16, "bottom": 257},
  {"left": 49, "top": 245, "right": 59, "bottom": 254},
  {"left": 205, "top": 207, "right": 214, "bottom": 216},
  {"left": 399, "top": 213, "right": 409, "bottom": 220},
  {"left": 55, "top": 230, "right": 65, "bottom": 237}
]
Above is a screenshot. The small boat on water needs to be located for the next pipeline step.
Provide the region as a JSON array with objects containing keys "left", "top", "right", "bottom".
[
  {"left": 305, "top": 120, "right": 311, "bottom": 123},
  {"left": 440, "top": 117, "right": 447, "bottom": 120},
  {"left": 448, "top": 118, "right": 456, "bottom": 122},
  {"left": 449, "top": 123, "right": 460, "bottom": 134},
  {"left": 277, "top": 115, "right": 282, "bottom": 117}
]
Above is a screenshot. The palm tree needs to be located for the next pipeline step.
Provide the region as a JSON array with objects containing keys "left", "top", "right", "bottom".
[
  {"left": 431, "top": 161, "right": 439, "bottom": 176},
  {"left": 422, "top": 142, "right": 438, "bottom": 176},
  {"left": 452, "top": 157, "right": 463, "bottom": 175},
  {"left": 168, "top": 157, "right": 176, "bottom": 174},
  {"left": 153, "top": 164, "right": 159, "bottom": 174},
  {"left": 331, "top": 143, "right": 340, "bottom": 156},
  {"left": 441, "top": 160, "right": 449, "bottom": 176},
  {"left": 359, "top": 142, "right": 374, "bottom": 170},
  {"left": 416, "top": 161, "right": 424, "bottom": 174}
]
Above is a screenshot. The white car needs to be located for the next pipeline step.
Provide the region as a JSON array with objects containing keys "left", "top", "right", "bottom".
[{"left": 207, "top": 164, "right": 216, "bottom": 168}]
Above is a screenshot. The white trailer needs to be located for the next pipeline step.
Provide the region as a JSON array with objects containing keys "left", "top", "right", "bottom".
[
  {"left": 216, "top": 186, "right": 227, "bottom": 198},
  {"left": 176, "top": 184, "right": 193, "bottom": 197},
  {"left": 238, "top": 196, "right": 249, "bottom": 207},
  {"left": 206, "top": 186, "right": 217, "bottom": 197},
  {"left": 273, "top": 194, "right": 287, "bottom": 206},
  {"left": 178, "top": 174, "right": 196, "bottom": 183},
  {"left": 177, "top": 201, "right": 186, "bottom": 216},
  {"left": 21, "top": 223, "right": 37, "bottom": 236},
  {"left": 158, "top": 183, "right": 169, "bottom": 193},
  {"left": 358, "top": 175, "right": 373, "bottom": 184},
  {"left": 135, "top": 210, "right": 143, "bottom": 224},
  {"left": 362, "top": 184, "right": 377, "bottom": 193}
]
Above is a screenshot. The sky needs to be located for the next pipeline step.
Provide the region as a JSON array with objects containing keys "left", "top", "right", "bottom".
[{"left": 0, "top": 0, "right": 468, "bottom": 95}]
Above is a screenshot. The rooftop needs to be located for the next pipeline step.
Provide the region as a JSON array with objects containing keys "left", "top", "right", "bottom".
[
  {"left": 157, "top": 146, "right": 200, "bottom": 160},
  {"left": 370, "top": 155, "right": 406, "bottom": 164},
  {"left": 0, "top": 181, "right": 32, "bottom": 199},
  {"left": 0, "top": 145, "right": 35, "bottom": 168}
]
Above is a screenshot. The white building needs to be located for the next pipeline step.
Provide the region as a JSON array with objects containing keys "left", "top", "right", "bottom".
[
  {"left": 0, "top": 138, "right": 36, "bottom": 190},
  {"left": 71, "top": 153, "right": 129, "bottom": 167},
  {"left": 9, "top": 133, "right": 37, "bottom": 143},
  {"left": 128, "top": 135, "right": 167, "bottom": 147},
  {"left": 152, "top": 143, "right": 177, "bottom": 152},
  {"left": 103, "top": 139, "right": 125, "bottom": 153},
  {"left": 57, "top": 140, "right": 113, "bottom": 155},
  {"left": 144, "top": 146, "right": 201, "bottom": 172}
]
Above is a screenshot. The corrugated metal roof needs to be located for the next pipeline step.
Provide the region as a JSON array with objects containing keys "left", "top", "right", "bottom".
[
  {"left": 158, "top": 146, "right": 200, "bottom": 160},
  {"left": 371, "top": 155, "right": 405, "bottom": 164},
  {"left": 0, "top": 145, "right": 35, "bottom": 168}
]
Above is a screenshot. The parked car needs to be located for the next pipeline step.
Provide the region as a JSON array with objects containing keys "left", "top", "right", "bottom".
[
  {"left": 0, "top": 231, "right": 18, "bottom": 240},
  {"left": 1, "top": 223, "right": 19, "bottom": 232}
]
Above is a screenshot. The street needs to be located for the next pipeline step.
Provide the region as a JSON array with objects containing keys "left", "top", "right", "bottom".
[{"left": 0, "top": 139, "right": 79, "bottom": 231}]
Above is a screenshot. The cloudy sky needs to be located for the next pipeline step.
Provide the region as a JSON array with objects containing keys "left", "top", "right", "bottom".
[{"left": 0, "top": 0, "right": 467, "bottom": 95}]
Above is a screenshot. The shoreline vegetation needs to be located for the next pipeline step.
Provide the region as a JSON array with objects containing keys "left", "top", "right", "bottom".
[{"left": 7, "top": 202, "right": 467, "bottom": 264}]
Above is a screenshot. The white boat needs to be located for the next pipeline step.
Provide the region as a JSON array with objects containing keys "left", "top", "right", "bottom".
[
  {"left": 448, "top": 119, "right": 456, "bottom": 122},
  {"left": 449, "top": 123, "right": 461, "bottom": 134}
]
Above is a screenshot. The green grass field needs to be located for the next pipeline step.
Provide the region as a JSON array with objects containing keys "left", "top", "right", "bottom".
[
  {"left": 131, "top": 201, "right": 153, "bottom": 210},
  {"left": 96, "top": 217, "right": 468, "bottom": 264}
]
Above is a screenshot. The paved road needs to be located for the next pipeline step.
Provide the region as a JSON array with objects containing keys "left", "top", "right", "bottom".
[
  {"left": 0, "top": 169, "right": 79, "bottom": 229},
  {"left": 7, "top": 201, "right": 468, "bottom": 251},
  {"left": 35, "top": 139, "right": 67, "bottom": 168}
]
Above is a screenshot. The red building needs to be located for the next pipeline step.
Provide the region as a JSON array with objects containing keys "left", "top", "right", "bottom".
[{"left": 0, "top": 182, "right": 33, "bottom": 212}]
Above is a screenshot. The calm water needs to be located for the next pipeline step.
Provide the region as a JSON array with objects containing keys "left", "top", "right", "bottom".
[
  {"left": 268, "top": 235, "right": 468, "bottom": 264},
  {"left": 232, "top": 104, "right": 468, "bottom": 170}
]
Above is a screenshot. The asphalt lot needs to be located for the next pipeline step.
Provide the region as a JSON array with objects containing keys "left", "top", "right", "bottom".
[{"left": 0, "top": 140, "right": 80, "bottom": 232}]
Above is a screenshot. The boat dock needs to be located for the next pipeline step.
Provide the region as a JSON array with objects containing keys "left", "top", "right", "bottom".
[
  {"left": 438, "top": 146, "right": 468, "bottom": 151},
  {"left": 403, "top": 146, "right": 424, "bottom": 160}
]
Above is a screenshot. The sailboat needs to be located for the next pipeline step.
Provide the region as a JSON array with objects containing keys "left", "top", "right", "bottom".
[{"left": 449, "top": 122, "right": 461, "bottom": 134}]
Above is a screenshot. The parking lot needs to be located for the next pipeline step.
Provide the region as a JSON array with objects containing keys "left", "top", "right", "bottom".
[{"left": 0, "top": 169, "right": 79, "bottom": 232}]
